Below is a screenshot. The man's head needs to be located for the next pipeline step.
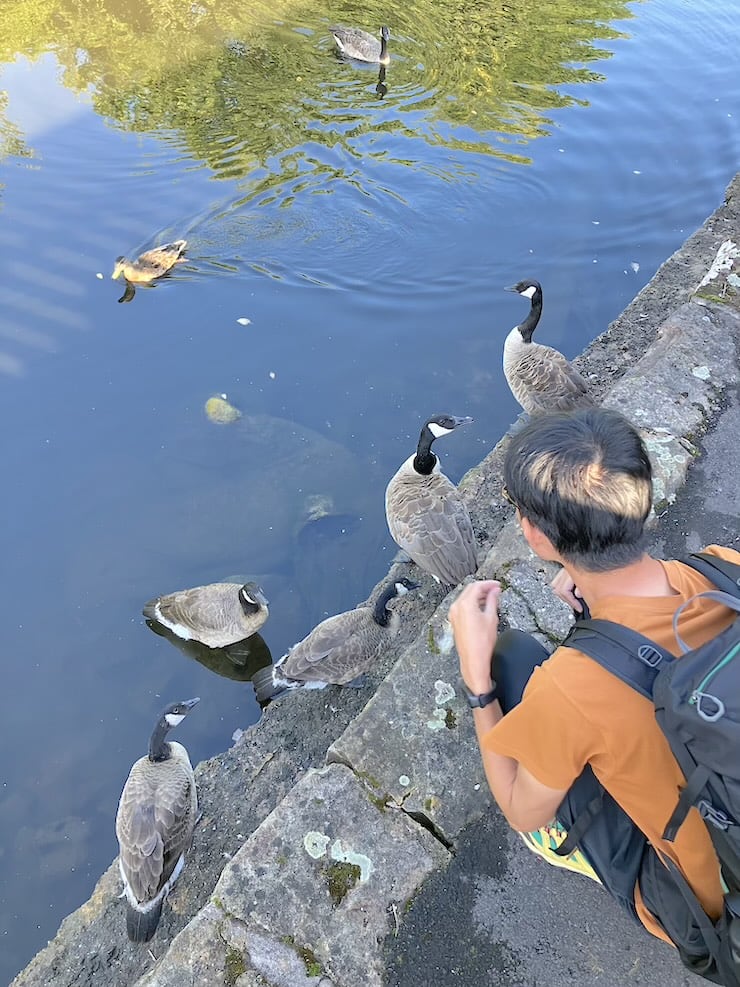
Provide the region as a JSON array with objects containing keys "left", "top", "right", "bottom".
[{"left": 502, "top": 408, "right": 652, "bottom": 572}]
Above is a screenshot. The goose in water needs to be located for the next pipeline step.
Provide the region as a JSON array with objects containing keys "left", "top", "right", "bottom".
[
  {"left": 330, "top": 25, "right": 390, "bottom": 65},
  {"left": 112, "top": 240, "right": 187, "bottom": 284},
  {"left": 252, "top": 577, "right": 418, "bottom": 703},
  {"left": 385, "top": 414, "right": 477, "bottom": 586},
  {"left": 115, "top": 698, "right": 199, "bottom": 942},
  {"left": 503, "top": 279, "right": 595, "bottom": 415},
  {"left": 143, "top": 581, "right": 269, "bottom": 648}
]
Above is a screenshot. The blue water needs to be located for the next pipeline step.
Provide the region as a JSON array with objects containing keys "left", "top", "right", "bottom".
[{"left": 0, "top": 0, "right": 738, "bottom": 980}]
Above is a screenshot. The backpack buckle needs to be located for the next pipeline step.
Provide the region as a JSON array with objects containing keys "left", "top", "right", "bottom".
[
  {"left": 637, "top": 644, "right": 663, "bottom": 668},
  {"left": 692, "top": 691, "right": 726, "bottom": 722},
  {"left": 698, "top": 799, "right": 732, "bottom": 831}
]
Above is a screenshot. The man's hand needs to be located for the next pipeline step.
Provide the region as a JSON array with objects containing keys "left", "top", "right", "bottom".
[
  {"left": 550, "top": 567, "right": 583, "bottom": 613},
  {"left": 449, "top": 580, "right": 501, "bottom": 694}
]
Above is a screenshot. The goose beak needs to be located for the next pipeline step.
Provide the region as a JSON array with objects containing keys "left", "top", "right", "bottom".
[
  {"left": 504, "top": 285, "right": 518, "bottom": 292},
  {"left": 254, "top": 587, "right": 269, "bottom": 607},
  {"left": 451, "top": 416, "right": 474, "bottom": 428},
  {"left": 182, "top": 697, "right": 201, "bottom": 711}
]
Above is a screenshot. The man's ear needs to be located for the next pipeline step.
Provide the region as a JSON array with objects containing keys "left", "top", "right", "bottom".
[{"left": 519, "top": 515, "right": 560, "bottom": 562}]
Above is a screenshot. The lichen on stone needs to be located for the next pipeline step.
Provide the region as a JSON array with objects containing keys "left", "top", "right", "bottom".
[
  {"left": 303, "top": 831, "right": 330, "bottom": 859},
  {"left": 434, "top": 679, "right": 456, "bottom": 705},
  {"left": 329, "top": 838, "right": 374, "bottom": 882}
]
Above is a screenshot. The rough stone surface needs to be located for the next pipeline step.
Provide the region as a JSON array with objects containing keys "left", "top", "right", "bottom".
[
  {"left": 174, "top": 763, "right": 447, "bottom": 987},
  {"left": 12, "top": 176, "right": 740, "bottom": 987},
  {"left": 327, "top": 607, "right": 490, "bottom": 844}
]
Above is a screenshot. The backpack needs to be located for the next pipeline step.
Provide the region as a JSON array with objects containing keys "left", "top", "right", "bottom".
[{"left": 559, "top": 552, "right": 740, "bottom": 986}]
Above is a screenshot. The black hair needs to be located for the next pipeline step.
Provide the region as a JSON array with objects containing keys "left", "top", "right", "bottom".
[{"left": 503, "top": 408, "right": 652, "bottom": 572}]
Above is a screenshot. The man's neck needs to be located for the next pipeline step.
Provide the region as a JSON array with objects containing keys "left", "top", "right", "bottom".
[{"left": 566, "top": 554, "right": 679, "bottom": 608}]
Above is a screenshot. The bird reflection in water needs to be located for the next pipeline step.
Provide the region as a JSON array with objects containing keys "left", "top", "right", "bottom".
[
  {"left": 146, "top": 619, "right": 272, "bottom": 682},
  {"left": 376, "top": 66, "right": 387, "bottom": 99}
]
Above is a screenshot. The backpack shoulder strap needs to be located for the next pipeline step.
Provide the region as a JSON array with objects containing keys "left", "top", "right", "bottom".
[
  {"left": 683, "top": 552, "right": 740, "bottom": 598},
  {"left": 561, "top": 619, "right": 674, "bottom": 701}
]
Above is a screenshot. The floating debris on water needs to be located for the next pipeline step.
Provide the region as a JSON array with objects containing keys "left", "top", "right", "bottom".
[
  {"left": 268, "top": 371, "right": 276, "bottom": 380},
  {"left": 236, "top": 317, "right": 251, "bottom": 326},
  {"left": 630, "top": 262, "right": 640, "bottom": 273},
  {"left": 95, "top": 272, "right": 104, "bottom": 279},
  {"left": 205, "top": 393, "right": 242, "bottom": 424}
]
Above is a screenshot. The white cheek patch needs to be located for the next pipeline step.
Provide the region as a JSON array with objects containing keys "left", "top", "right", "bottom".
[
  {"left": 165, "top": 713, "right": 186, "bottom": 727},
  {"left": 395, "top": 582, "right": 410, "bottom": 596},
  {"left": 520, "top": 285, "right": 537, "bottom": 299},
  {"left": 428, "top": 422, "right": 452, "bottom": 438}
]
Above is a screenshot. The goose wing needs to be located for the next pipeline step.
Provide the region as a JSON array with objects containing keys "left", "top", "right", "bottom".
[
  {"left": 330, "top": 26, "right": 380, "bottom": 60},
  {"left": 387, "top": 473, "right": 476, "bottom": 585},
  {"left": 147, "top": 583, "right": 247, "bottom": 645},
  {"left": 280, "top": 608, "right": 377, "bottom": 683},
  {"left": 514, "top": 343, "right": 594, "bottom": 413},
  {"left": 116, "top": 758, "right": 196, "bottom": 904}
]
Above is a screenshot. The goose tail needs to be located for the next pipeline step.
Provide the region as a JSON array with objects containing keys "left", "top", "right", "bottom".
[
  {"left": 252, "top": 665, "right": 294, "bottom": 705},
  {"left": 126, "top": 898, "right": 163, "bottom": 942}
]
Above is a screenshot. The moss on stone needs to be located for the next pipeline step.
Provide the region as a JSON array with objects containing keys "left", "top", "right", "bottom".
[
  {"left": 427, "top": 625, "right": 440, "bottom": 654},
  {"left": 224, "top": 945, "right": 246, "bottom": 986},
  {"left": 444, "top": 708, "right": 457, "bottom": 729},
  {"left": 368, "top": 791, "right": 389, "bottom": 812},
  {"left": 297, "top": 944, "right": 323, "bottom": 978},
  {"left": 324, "top": 860, "right": 362, "bottom": 905}
]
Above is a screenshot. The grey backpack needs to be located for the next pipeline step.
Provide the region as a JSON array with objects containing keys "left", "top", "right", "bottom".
[{"left": 562, "top": 552, "right": 740, "bottom": 986}]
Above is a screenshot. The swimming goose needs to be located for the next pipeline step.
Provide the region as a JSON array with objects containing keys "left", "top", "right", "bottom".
[
  {"left": 115, "top": 698, "right": 199, "bottom": 942},
  {"left": 252, "top": 577, "right": 418, "bottom": 703},
  {"left": 330, "top": 25, "right": 390, "bottom": 65},
  {"left": 112, "top": 240, "right": 187, "bottom": 283},
  {"left": 143, "top": 581, "right": 269, "bottom": 648},
  {"left": 503, "top": 279, "right": 595, "bottom": 415},
  {"left": 385, "top": 414, "right": 477, "bottom": 586}
]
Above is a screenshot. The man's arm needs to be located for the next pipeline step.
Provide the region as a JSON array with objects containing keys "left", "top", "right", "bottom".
[{"left": 449, "top": 581, "right": 568, "bottom": 832}]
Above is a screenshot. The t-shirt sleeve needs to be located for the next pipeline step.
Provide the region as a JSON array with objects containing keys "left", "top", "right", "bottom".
[
  {"left": 704, "top": 544, "right": 740, "bottom": 566},
  {"left": 483, "top": 661, "right": 595, "bottom": 791}
]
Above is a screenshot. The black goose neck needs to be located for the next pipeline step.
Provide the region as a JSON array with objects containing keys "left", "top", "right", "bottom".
[
  {"left": 373, "top": 584, "right": 396, "bottom": 626},
  {"left": 148, "top": 719, "right": 173, "bottom": 762},
  {"left": 518, "top": 291, "right": 543, "bottom": 343},
  {"left": 379, "top": 33, "right": 388, "bottom": 59},
  {"left": 413, "top": 427, "right": 437, "bottom": 475}
]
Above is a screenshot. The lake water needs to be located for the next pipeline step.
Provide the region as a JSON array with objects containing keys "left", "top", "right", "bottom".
[{"left": 0, "top": 0, "right": 738, "bottom": 980}]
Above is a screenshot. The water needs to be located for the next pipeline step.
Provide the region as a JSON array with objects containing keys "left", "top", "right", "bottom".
[{"left": 0, "top": 0, "right": 738, "bottom": 980}]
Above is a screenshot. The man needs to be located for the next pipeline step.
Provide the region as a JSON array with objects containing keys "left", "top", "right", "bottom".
[{"left": 449, "top": 407, "right": 739, "bottom": 975}]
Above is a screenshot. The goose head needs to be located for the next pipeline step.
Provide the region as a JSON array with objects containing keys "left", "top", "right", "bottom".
[
  {"left": 112, "top": 256, "right": 127, "bottom": 280},
  {"left": 506, "top": 278, "right": 542, "bottom": 301},
  {"left": 239, "top": 582, "right": 269, "bottom": 615},
  {"left": 373, "top": 577, "right": 420, "bottom": 626},
  {"left": 505, "top": 279, "right": 543, "bottom": 342},
  {"left": 413, "top": 413, "right": 473, "bottom": 474},
  {"left": 149, "top": 697, "right": 200, "bottom": 761},
  {"left": 379, "top": 25, "right": 390, "bottom": 64}
]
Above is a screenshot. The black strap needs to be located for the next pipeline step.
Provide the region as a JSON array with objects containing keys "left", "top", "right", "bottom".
[
  {"left": 562, "top": 620, "right": 674, "bottom": 700},
  {"left": 553, "top": 791, "right": 605, "bottom": 857},
  {"left": 664, "top": 764, "right": 712, "bottom": 841},
  {"left": 686, "top": 553, "right": 740, "bottom": 597}
]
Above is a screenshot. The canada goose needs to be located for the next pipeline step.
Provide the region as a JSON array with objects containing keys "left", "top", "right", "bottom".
[
  {"left": 385, "top": 415, "right": 477, "bottom": 586},
  {"left": 111, "top": 240, "right": 187, "bottom": 283},
  {"left": 330, "top": 25, "right": 390, "bottom": 65},
  {"left": 503, "top": 279, "right": 595, "bottom": 415},
  {"left": 115, "top": 698, "right": 199, "bottom": 942},
  {"left": 143, "top": 581, "right": 269, "bottom": 648},
  {"left": 253, "top": 577, "right": 418, "bottom": 703}
]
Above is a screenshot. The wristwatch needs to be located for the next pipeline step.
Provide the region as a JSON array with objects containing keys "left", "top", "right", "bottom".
[{"left": 462, "top": 680, "right": 500, "bottom": 709}]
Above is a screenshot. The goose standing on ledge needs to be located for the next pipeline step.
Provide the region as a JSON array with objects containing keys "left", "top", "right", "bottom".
[
  {"left": 504, "top": 279, "right": 595, "bottom": 415},
  {"left": 330, "top": 25, "right": 390, "bottom": 65},
  {"left": 252, "top": 577, "right": 418, "bottom": 703},
  {"left": 143, "top": 581, "right": 269, "bottom": 649},
  {"left": 116, "top": 698, "right": 199, "bottom": 942},
  {"left": 385, "top": 414, "right": 477, "bottom": 586},
  {"left": 112, "top": 240, "right": 187, "bottom": 283}
]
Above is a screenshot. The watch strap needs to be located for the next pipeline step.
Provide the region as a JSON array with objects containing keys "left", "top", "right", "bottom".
[{"left": 464, "top": 680, "right": 500, "bottom": 709}]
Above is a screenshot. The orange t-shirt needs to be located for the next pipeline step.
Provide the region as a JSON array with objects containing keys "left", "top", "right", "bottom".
[{"left": 485, "top": 545, "right": 740, "bottom": 943}]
